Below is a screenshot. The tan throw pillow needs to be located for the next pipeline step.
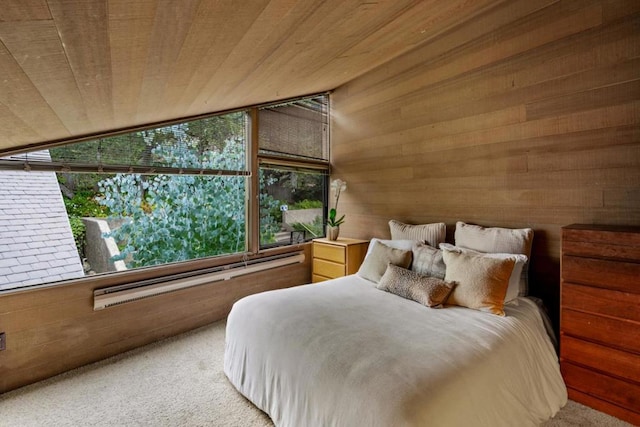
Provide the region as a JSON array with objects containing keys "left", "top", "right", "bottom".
[
  {"left": 377, "top": 264, "right": 455, "bottom": 308},
  {"left": 411, "top": 243, "right": 446, "bottom": 279},
  {"left": 440, "top": 243, "right": 527, "bottom": 303},
  {"left": 389, "top": 220, "right": 446, "bottom": 247},
  {"left": 454, "top": 221, "right": 533, "bottom": 296},
  {"left": 443, "top": 250, "right": 515, "bottom": 316},
  {"left": 357, "top": 241, "right": 412, "bottom": 284}
]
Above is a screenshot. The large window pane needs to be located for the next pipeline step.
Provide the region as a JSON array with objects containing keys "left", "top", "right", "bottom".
[
  {"left": 96, "top": 173, "right": 246, "bottom": 270},
  {"left": 0, "top": 112, "right": 248, "bottom": 290},
  {"left": 260, "top": 167, "right": 326, "bottom": 248}
]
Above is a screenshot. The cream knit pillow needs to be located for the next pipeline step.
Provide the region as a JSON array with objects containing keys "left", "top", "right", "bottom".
[
  {"left": 443, "top": 249, "right": 514, "bottom": 316},
  {"left": 454, "top": 222, "right": 533, "bottom": 296}
]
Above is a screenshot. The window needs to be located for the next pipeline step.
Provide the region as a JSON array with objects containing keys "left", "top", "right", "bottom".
[
  {"left": 258, "top": 95, "right": 330, "bottom": 248},
  {"left": 0, "top": 95, "right": 329, "bottom": 291},
  {"left": 259, "top": 167, "right": 327, "bottom": 247}
]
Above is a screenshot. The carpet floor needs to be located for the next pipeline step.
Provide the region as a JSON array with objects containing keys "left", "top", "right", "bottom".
[{"left": 0, "top": 320, "right": 632, "bottom": 427}]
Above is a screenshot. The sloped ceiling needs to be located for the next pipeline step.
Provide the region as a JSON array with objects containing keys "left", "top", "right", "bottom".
[{"left": 0, "top": 0, "right": 501, "bottom": 153}]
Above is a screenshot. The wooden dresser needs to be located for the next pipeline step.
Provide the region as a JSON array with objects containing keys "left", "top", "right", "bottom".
[
  {"left": 560, "top": 224, "right": 640, "bottom": 425},
  {"left": 312, "top": 237, "right": 369, "bottom": 283}
]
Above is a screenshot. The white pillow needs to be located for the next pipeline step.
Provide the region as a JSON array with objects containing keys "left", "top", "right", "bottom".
[
  {"left": 454, "top": 222, "right": 533, "bottom": 296},
  {"left": 440, "top": 243, "right": 527, "bottom": 303}
]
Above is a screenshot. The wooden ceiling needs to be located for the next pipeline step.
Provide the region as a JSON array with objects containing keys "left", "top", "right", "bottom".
[{"left": 0, "top": 0, "right": 501, "bottom": 153}]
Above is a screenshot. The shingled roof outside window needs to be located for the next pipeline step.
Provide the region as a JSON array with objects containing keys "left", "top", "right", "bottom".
[{"left": 0, "top": 151, "right": 85, "bottom": 291}]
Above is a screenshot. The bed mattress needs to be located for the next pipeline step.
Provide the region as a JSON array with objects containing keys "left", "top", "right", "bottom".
[{"left": 224, "top": 275, "right": 567, "bottom": 427}]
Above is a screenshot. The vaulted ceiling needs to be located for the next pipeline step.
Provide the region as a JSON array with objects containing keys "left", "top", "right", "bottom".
[{"left": 0, "top": 0, "right": 501, "bottom": 153}]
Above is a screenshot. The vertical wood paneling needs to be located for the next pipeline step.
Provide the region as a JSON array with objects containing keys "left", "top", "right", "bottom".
[
  {"left": 0, "top": 20, "right": 92, "bottom": 133},
  {"left": 331, "top": 1, "right": 640, "bottom": 330},
  {"left": 48, "top": 0, "right": 114, "bottom": 128},
  {"left": 0, "top": 42, "right": 70, "bottom": 144},
  {"left": 0, "top": 0, "right": 51, "bottom": 21},
  {"left": 108, "top": 0, "right": 158, "bottom": 125}
]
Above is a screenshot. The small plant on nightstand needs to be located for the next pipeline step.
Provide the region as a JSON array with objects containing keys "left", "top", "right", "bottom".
[{"left": 326, "top": 179, "right": 347, "bottom": 240}]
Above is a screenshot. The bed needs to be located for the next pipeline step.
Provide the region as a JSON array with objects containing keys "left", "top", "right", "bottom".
[{"left": 224, "top": 222, "right": 568, "bottom": 427}]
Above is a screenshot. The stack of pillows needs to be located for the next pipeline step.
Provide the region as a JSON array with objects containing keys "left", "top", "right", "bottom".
[{"left": 357, "top": 220, "right": 533, "bottom": 316}]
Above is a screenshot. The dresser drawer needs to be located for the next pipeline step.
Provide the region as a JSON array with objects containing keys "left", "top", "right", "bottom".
[
  {"left": 561, "top": 308, "right": 640, "bottom": 354},
  {"left": 562, "top": 255, "right": 640, "bottom": 293},
  {"left": 567, "top": 388, "right": 640, "bottom": 426},
  {"left": 562, "top": 361, "right": 640, "bottom": 414},
  {"left": 562, "top": 240, "right": 640, "bottom": 263},
  {"left": 561, "top": 335, "right": 640, "bottom": 384},
  {"left": 314, "top": 243, "right": 346, "bottom": 264},
  {"left": 562, "top": 283, "right": 640, "bottom": 323},
  {"left": 312, "top": 258, "right": 346, "bottom": 279}
]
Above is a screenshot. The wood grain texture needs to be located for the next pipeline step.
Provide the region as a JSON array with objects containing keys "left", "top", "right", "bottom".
[
  {"left": 47, "top": 0, "right": 114, "bottom": 129},
  {"left": 561, "top": 335, "right": 640, "bottom": 384},
  {"left": 562, "top": 362, "right": 640, "bottom": 422},
  {"left": 0, "top": 0, "right": 51, "bottom": 21},
  {"left": 311, "top": 238, "right": 368, "bottom": 282},
  {"left": 562, "top": 255, "right": 640, "bottom": 293},
  {"left": 0, "top": 245, "right": 312, "bottom": 393},
  {"left": 567, "top": 387, "right": 640, "bottom": 426},
  {"left": 0, "top": 0, "right": 513, "bottom": 152},
  {"left": 0, "top": 20, "right": 91, "bottom": 133},
  {"left": 561, "top": 308, "right": 640, "bottom": 353},
  {"left": 560, "top": 225, "right": 640, "bottom": 422},
  {"left": 331, "top": 1, "right": 640, "bottom": 332},
  {"left": 562, "top": 282, "right": 640, "bottom": 322}
]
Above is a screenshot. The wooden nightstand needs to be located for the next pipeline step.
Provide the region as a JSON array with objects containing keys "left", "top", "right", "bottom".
[{"left": 312, "top": 237, "right": 369, "bottom": 283}]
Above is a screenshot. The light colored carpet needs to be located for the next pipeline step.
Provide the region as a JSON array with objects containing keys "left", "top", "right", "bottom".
[{"left": 0, "top": 320, "right": 632, "bottom": 427}]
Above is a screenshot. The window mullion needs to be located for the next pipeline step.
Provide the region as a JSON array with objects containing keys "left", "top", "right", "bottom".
[{"left": 248, "top": 108, "right": 260, "bottom": 254}]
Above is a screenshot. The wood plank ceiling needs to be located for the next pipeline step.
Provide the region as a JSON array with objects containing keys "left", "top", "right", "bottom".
[{"left": 0, "top": 0, "right": 503, "bottom": 153}]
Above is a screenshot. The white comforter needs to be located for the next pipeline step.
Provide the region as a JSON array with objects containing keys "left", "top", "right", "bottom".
[{"left": 224, "top": 275, "right": 567, "bottom": 427}]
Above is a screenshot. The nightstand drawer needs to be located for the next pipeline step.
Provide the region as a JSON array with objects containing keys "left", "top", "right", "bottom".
[
  {"left": 313, "top": 258, "right": 345, "bottom": 279},
  {"left": 314, "top": 243, "right": 346, "bottom": 264}
]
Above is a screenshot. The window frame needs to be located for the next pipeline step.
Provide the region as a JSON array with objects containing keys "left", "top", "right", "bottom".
[{"left": 0, "top": 94, "right": 329, "bottom": 293}]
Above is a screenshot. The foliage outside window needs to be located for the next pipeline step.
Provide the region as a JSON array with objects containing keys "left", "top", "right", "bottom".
[{"left": 259, "top": 168, "right": 327, "bottom": 248}]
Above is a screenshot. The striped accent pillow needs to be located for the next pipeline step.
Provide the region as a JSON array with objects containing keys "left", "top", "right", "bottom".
[{"left": 388, "top": 220, "right": 446, "bottom": 247}]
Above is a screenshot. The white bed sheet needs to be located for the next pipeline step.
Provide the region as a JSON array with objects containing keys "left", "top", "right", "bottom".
[{"left": 224, "top": 275, "right": 567, "bottom": 427}]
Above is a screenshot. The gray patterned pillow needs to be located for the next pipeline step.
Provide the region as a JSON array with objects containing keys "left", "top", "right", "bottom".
[
  {"left": 377, "top": 264, "right": 455, "bottom": 308},
  {"left": 411, "top": 243, "right": 446, "bottom": 279}
]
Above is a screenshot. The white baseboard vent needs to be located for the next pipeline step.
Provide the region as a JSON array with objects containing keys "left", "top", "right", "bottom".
[{"left": 93, "top": 252, "right": 305, "bottom": 310}]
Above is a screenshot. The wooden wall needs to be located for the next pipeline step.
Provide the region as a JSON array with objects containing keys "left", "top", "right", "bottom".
[
  {"left": 0, "top": 245, "right": 311, "bottom": 393},
  {"left": 331, "top": 0, "right": 640, "bottom": 328}
]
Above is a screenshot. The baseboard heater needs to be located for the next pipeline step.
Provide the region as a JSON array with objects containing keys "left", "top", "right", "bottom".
[{"left": 93, "top": 252, "right": 305, "bottom": 311}]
